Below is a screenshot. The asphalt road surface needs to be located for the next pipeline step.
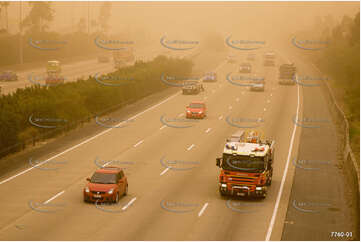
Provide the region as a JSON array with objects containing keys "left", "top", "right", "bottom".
[{"left": 0, "top": 47, "right": 353, "bottom": 240}]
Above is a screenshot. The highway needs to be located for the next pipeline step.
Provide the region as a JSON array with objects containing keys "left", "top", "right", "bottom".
[{"left": 0, "top": 48, "right": 307, "bottom": 240}]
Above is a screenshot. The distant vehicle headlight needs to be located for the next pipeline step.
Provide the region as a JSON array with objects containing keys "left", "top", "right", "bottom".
[
  {"left": 108, "top": 189, "right": 114, "bottom": 194},
  {"left": 256, "top": 187, "right": 263, "bottom": 191},
  {"left": 198, "top": 111, "right": 203, "bottom": 114},
  {"left": 85, "top": 187, "right": 90, "bottom": 193}
]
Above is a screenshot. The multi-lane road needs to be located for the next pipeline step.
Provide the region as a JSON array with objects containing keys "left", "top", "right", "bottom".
[{"left": 0, "top": 47, "right": 355, "bottom": 240}]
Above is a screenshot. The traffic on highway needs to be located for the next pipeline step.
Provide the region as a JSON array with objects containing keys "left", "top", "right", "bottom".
[{"left": 0, "top": 1, "right": 359, "bottom": 241}]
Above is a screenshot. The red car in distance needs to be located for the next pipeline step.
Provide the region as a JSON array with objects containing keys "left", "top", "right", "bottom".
[
  {"left": 186, "top": 101, "right": 207, "bottom": 119},
  {"left": 84, "top": 166, "right": 128, "bottom": 203}
]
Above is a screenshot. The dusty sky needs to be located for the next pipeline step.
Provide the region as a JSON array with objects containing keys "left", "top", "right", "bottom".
[{"left": 3, "top": 1, "right": 359, "bottom": 44}]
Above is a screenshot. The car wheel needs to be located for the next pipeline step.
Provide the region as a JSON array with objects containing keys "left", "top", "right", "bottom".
[
  {"left": 114, "top": 192, "right": 119, "bottom": 203},
  {"left": 124, "top": 184, "right": 128, "bottom": 196}
]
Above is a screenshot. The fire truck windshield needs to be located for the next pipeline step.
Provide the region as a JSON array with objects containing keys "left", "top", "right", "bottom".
[{"left": 222, "top": 154, "right": 265, "bottom": 172}]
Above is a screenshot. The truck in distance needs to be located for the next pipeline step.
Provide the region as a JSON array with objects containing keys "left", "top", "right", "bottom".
[
  {"left": 46, "top": 60, "right": 64, "bottom": 85},
  {"left": 279, "top": 63, "right": 296, "bottom": 85},
  {"left": 47, "top": 60, "right": 61, "bottom": 75},
  {"left": 216, "top": 130, "right": 275, "bottom": 198},
  {"left": 263, "top": 52, "right": 276, "bottom": 66}
]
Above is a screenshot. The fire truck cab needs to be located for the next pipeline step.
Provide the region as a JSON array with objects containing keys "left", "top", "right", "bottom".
[{"left": 216, "top": 130, "right": 275, "bottom": 198}]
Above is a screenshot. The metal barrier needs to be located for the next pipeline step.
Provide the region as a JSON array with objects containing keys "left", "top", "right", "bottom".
[{"left": 320, "top": 76, "right": 359, "bottom": 191}]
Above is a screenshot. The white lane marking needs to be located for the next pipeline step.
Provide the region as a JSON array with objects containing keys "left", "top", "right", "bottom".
[
  {"left": 43, "top": 190, "right": 65, "bottom": 204},
  {"left": 198, "top": 203, "right": 209, "bottom": 217},
  {"left": 160, "top": 125, "right": 166, "bottom": 130},
  {"left": 265, "top": 76, "right": 300, "bottom": 241},
  {"left": 178, "top": 113, "right": 185, "bottom": 117},
  {"left": 122, "top": 197, "right": 137, "bottom": 211},
  {"left": 0, "top": 92, "right": 181, "bottom": 185},
  {"left": 205, "top": 128, "right": 212, "bottom": 133},
  {"left": 263, "top": 108, "right": 267, "bottom": 112},
  {"left": 187, "top": 144, "right": 195, "bottom": 151},
  {"left": 218, "top": 115, "right": 223, "bottom": 120},
  {"left": 160, "top": 167, "right": 169, "bottom": 176},
  {"left": 133, "top": 140, "right": 144, "bottom": 147}
]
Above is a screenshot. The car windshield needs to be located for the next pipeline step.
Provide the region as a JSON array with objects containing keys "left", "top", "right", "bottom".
[
  {"left": 222, "top": 154, "right": 265, "bottom": 172},
  {"left": 90, "top": 172, "right": 117, "bottom": 184},
  {"left": 189, "top": 103, "right": 204, "bottom": 108}
]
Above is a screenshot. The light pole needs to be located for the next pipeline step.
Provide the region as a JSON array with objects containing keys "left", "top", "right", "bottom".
[
  {"left": 19, "top": 1, "right": 23, "bottom": 65},
  {"left": 87, "top": 1, "right": 89, "bottom": 36}
]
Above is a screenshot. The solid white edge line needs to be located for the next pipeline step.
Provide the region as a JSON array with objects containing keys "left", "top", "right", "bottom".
[
  {"left": 265, "top": 76, "right": 300, "bottom": 241},
  {"left": 160, "top": 167, "right": 169, "bottom": 176},
  {"left": 0, "top": 91, "right": 181, "bottom": 185},
  {"left": 198, "top": 202, "right": 209, "bottom": 217},
  {"left": 160, "top": 125, "right": 166, "bottom": 130},
  {"left": 43, "top": 190, "right": 65, "bottom": 204},
  {"left": 122, "top": 197, "right": 137, "bottom": 211},
  {"left": 187, "top": 144, "right": 195, "bottom": 151},
  {"left": 205, "top": 128, "right": 211, "bottom": 133}
]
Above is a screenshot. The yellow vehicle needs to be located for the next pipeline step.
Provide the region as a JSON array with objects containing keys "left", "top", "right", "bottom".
[{"left": 47, "top": 60, "right": 61, "bottom": 75}]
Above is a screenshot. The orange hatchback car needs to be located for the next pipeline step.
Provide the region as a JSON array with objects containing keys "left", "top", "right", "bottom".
[
  {"left": 84, "top": 166, "right": 128, "bottom": 203},
  {"left": 186, "top": 101, "right": 207, "bottom": 119}
]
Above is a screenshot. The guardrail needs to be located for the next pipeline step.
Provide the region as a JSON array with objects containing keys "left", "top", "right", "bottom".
[{"left": 320, "top": 73, "right": 360, "bottom": 191}]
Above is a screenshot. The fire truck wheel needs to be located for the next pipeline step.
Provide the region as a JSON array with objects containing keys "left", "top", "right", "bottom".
[
  {"left": 259, "top": 190, "right": 267, "bottom": 199},
  {"left": 219, "top": 188, "right": 227, "bottom": 196},
  {"left": 266, "top": 176, "right": 272, "bottom": 186}
]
